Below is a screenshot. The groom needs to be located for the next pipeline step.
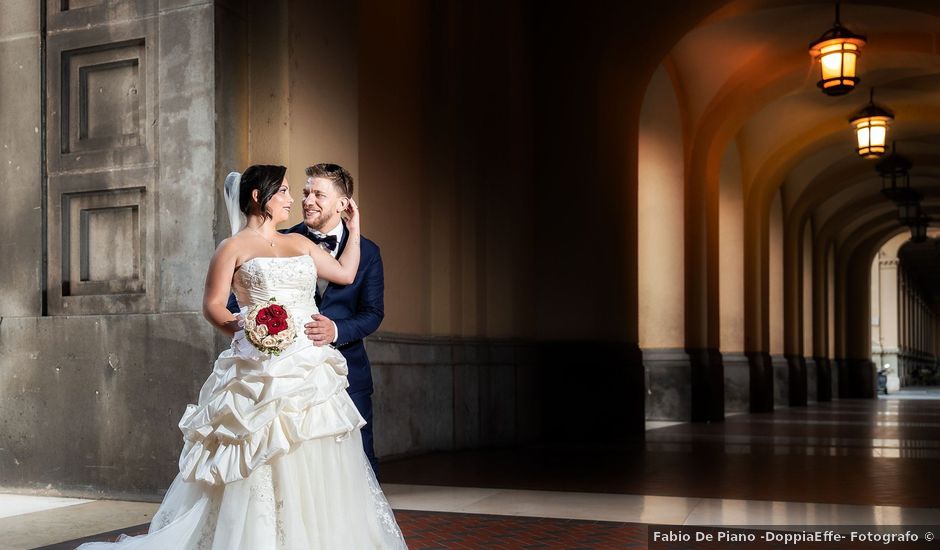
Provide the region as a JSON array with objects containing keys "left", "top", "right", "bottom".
[{"left": 228, "top": 162, "right": 385, "bottom": 476}]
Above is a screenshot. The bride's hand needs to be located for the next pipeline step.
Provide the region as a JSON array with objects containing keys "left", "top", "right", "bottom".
[{"left": 344, "top": 198, "right": 360, "bottom": 233}]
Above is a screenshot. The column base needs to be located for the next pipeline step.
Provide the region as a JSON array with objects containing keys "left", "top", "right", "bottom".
[
  {"left": 688, "top": 347, "right": 725, "bottom": 422},
  {"left": 723, "top": 352, "right": 749, "bottom": 414},
  {"left": 805, "top": 357, "right": 817, "bottom": 403},
  {"left": 746, "top": 351, "right": 774, "bottom": 413},
  {"left": 643, "top": 348, "right": 692, "bottom": 421},
  {"left": 785, "top": 354, "right": 808, "bottom": 406}
]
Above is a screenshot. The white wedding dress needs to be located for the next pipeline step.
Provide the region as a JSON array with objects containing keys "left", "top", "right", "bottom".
[{"left": 78, "top": 255, "right": 407, "bottom": 549}]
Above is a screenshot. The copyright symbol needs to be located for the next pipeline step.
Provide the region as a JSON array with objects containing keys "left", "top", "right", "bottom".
[{"left": 926, "top": 532, "right": 935, "bottom": 541}]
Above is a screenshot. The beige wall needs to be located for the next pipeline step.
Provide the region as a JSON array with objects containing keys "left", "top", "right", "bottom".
[
  {"left": 870, "top": 253, "right": 881, "bottom": 352},
  {"left": 286, "top": 0, "right": 359, "bottom": 215},
  {"left": 879, "top": 255, "right": 899, "bottom": 352},
  {"left": 235, "top": 0, "right": 536, "bottom": 338},
  {"left": 357, "top": 0, "right": 428, "bottom": 335},
  {"left": 246, "top": 0, "right": 360, "bottom": 215},
  {"left": 802, "top": 221, "right": 813, "bottom": 357},
  {"left": 878, "top": 232, "right": 909, "bottom": 353},
  {"left": 246, "top": 1, "right": 290, "bottom": 169},
  {"left": 639, "top": 64, "right": 685, "bottom": 349},
  {"left": 827, "top": 245, "right": 836, "bottom": 358},
  {"left": 769, "top": 190, "right": 784, "bottom": 355},
  {"left": 719, "top": 142, "right": 745, "bottom": 352}
]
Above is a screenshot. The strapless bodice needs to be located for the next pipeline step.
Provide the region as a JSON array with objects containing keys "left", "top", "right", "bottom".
[{"left": 233, "top": 255, "right": 318, "bottom": 309}]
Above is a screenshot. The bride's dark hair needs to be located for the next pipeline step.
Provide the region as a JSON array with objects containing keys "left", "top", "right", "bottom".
[{"left": 239, "top": 164, "right": 287, "bottom": 219}]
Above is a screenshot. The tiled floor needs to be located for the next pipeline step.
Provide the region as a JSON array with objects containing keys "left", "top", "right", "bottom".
[
  {"left": 4, "top": 389, "right": 939, "bottom": 549},
  {"left": 382, "top": 392, "right": 940, "bottom": 508}
]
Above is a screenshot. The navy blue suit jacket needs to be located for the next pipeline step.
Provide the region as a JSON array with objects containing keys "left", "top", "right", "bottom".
[{"left": 227, "top": 221, "right": 384, "bottom": 394}]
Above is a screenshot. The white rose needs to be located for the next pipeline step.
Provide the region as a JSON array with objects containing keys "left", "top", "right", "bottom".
[{"left": 262, "top": 336, "right": 277, "bottom": 348}]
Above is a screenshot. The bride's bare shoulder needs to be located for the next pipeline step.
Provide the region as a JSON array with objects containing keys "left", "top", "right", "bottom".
[
  {"left": 212, "top": 233, "right": 248, "bottom": 260},
  {"left": 283, "top": 232, "right": 314, "bottom": 249}
]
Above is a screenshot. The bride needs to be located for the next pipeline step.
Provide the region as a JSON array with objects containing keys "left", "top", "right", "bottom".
[{"left": 78, "top": 165, "right": 407, "bottom": 549}]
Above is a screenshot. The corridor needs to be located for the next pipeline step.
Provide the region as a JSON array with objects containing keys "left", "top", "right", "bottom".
[{"left": 2, "top": 1, "right": 940, "bottom": 548}]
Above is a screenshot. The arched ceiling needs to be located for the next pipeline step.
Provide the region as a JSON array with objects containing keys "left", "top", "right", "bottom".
[{"left": 670, "top": 0, "right": 940, "bottom": 269}]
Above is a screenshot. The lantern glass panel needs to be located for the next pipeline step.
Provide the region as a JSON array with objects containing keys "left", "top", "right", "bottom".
[
  {"left": 819, "top": 42, "right": 858, "bottom": 89},
  {"left": 854, "top": 117, "right": 889, "bottom": 158},
  {"left": 856, "top": 125, "right": 870, "bottom": 148}
]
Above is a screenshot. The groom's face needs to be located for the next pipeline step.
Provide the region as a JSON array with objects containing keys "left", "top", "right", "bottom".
[{"left": 303, "top": 177, "right": 347, "bottom": 232}]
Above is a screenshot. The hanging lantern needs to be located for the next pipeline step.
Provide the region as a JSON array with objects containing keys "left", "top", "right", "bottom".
[
  {"left": 877, "top": 143, "right": 916, "bottom": 203},
  {"left": 850, "top": 89, "right": 894, "bottom": 159},
  {"left": 809, "top": 1, "right": 866, "bottom": 96},
  {"left": 898, "top": 200, "right": 921, "bottom": 225},
  {"left": 910, "top": 217, "right": 929, "bottom": 243},
  {"left": 876, "top": 143, "right": 911, "bottom": 190}
]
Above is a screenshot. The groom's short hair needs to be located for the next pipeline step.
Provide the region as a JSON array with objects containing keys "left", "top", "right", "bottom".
[{"left": 305, "top": 163, "right": 354, "bottom": 198}]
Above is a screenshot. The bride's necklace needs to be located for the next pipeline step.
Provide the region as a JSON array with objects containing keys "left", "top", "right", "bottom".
[{"left": 247, "top": 226, "right": 276, "bottom": 247}]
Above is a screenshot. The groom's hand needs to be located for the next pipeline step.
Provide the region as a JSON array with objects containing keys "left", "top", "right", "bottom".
[{"left": 304, "top": 314, "right": 336, "bottom": 346}]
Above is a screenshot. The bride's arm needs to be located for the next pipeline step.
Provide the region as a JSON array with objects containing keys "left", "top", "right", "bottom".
[
  {"left": 297, "top": 199, "right": 362, "bottom": 285},
  {"left": 306, "top": 236, "right": 360, "bottom": 285},
  {"left": 202, "top": 239, "right": 241, "bottom": 336}
]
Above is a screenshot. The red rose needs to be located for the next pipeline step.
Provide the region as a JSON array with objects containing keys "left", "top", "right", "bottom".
[
  {"left": 268, "top": 305, "right": 287, "bottom": 320},
  {"left": 267, "top": 318, "right": 287, "bottom": 335},
  {"left": 257, "top": 308, "right": 273, "bottom": 324}
]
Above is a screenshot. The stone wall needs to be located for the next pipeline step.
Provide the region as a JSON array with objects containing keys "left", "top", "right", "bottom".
[
  {"left": 369, "top": 335, "right": 541, "bottom": 459},
  {"left": 0, "top": 0, "right": 220, "bottom": 498}
]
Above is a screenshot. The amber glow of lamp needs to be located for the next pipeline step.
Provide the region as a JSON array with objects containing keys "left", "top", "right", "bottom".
[
  {"left": 809, "top": 1, "right": 866, "bottom": 96},
  {"left": 850, "top": 88, "right": 894, "bottom": 159}
]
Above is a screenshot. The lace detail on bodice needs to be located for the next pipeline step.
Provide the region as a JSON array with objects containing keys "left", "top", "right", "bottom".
[{"left": 233, "top": 255, "right": 318, "bottom": 308}]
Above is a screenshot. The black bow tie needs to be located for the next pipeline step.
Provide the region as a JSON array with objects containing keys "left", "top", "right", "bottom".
[{"left": 311, "top": 232, "right": 338, "bottom": 251}]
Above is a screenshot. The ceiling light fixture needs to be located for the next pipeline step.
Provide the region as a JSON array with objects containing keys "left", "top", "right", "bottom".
[
  {"left": 850, "top": 88, "right": 894, "bottom": 159},
  {"left": 877, "top": 142, "right": 915, "bottom": 202},
  {"left": 809, "top": 1, "right": 866, "bottom": 96}
]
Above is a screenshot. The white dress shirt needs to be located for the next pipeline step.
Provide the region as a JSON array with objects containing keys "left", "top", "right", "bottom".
[{"left": 309, "top": 221, "right": 345, "bottom": 344}]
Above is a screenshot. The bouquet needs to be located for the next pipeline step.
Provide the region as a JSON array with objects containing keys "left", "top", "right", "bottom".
[{"left": 240, "top": 298, "right": 298, "bottom": 356}]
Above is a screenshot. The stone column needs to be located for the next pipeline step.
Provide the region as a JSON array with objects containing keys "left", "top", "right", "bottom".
[
  {"left": 919, "top": 297, "right": 924, "bottom": 354},
  {"left": 0, "top": 2, "right": 41, "bottom": 316},
  {"left": 900, "top": 273, "right": 908, "bottom": 383},
  {"left": 917, "top": 300, "right": 927, "bottom": 354},
  {"left": 879, "top": 258, "right": 900, "bottom": 391},
  {"left": 870, "top": 255, "right": 882, "bottom": 373},
  {"left": 639, "top": 65, "right": 692, "bottom": 421}
]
